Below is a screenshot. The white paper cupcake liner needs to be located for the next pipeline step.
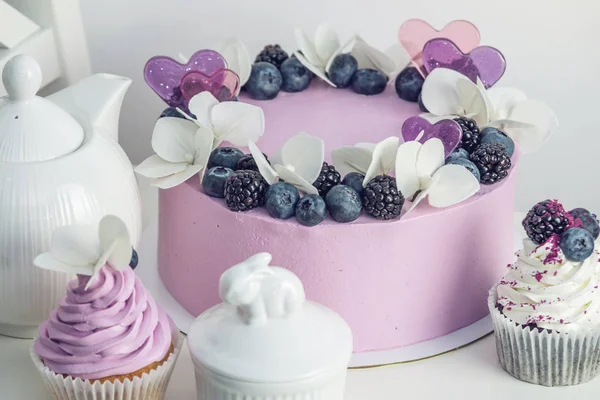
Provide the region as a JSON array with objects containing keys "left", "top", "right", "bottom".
[
  {"left": 488, "top": 285, "right": 600, "bottom": 386},
  {"left": 30, "top": 331, "right": 183, "bottom": 400}
]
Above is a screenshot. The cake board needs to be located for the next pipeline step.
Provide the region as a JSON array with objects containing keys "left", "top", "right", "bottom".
[{"left": 138, "top": 218, "right": 523, "bottom": 367}]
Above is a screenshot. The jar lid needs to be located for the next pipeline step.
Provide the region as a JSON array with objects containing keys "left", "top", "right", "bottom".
[
  {"left": 0, "top": 55, "right": 84, "bottom": 162},
  {"left": 188, "top": 253, "right": 353, "bottom": 383}
]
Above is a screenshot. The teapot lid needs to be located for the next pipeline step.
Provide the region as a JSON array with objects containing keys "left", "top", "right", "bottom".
[
  {"left": 0, "top": 55, "right": 84, "bottom": 162},
  {"left": 187, "top": 253, "right": 353, "bottom": 383}
]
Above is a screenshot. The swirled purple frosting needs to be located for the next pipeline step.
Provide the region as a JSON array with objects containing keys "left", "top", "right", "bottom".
[{"left": 34, "top": 266, "right": 173, "bottom": 380}]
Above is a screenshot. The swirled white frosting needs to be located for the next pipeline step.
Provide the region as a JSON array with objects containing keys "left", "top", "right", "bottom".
[{"left": 497, "top": 235, "right": 600, "bottom": 331}]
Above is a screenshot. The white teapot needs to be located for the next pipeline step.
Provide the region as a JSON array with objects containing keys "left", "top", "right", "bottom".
[{"left": 0, "top": 55, "right": 142, "bottom": 338}]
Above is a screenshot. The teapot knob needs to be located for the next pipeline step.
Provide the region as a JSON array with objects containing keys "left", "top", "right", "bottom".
[{"left": 2, "top": 54, "right": 42, "bottom": 101}]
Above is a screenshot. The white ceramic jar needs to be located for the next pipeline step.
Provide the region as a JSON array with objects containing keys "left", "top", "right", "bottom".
[
  {"left": 188, "top": 253, "right": 353, "bottom": 400},
  {"left": 0, "top": 55, "right": 141, "bottom": 338}
]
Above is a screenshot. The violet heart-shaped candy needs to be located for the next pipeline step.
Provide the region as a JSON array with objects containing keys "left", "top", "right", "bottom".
[
  {"left": 144, "top": 50, "right": 227, "bottom": 107},
  {"left": 181, "top": 69, "right": 241, "bottom": 102},
  {"left": 422, "top": 38, "right": 506, "bottom": 88},
  {"left": 402, "top": 116, "right": 462, "bottom": 157},
  {"left": 398, "top": 19, "right": 481, "bottom": 76}
]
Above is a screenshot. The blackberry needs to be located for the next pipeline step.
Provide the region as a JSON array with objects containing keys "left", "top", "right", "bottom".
[
  {"left": 469, "top": 143, "right": 511, "bottom": 185},
  {"left": 454, "top": 117, "right": 481, "bottom": 153},
  {"left": 312, "top": 162, "right": 341, "bottom": 197},
  {"left": 362, "top": 175, "right": 404, "bottom": 220},
  {"left": 522, "top": 200, "right": 573, "bottom": 245},
  {"left": 224, "top": 170, "right": 268, "bottom": 212},
  {"left": 255, "top": 44, "right": 289, "bottom": 69},
  {"left": 236, "top": 153, "right": 269, "bottom": 172}
]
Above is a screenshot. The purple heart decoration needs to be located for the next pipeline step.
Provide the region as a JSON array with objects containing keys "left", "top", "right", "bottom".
[
  {"left": 181, "top": 69, "right": 241, "bottom": 103},
  {"left": 144, "top": 50, "right": 227, "bottom": 108},
  {"left": 422, "top": 38, "right": 506, "bottom": 88},
  {"left": 402, "top": 116, "right": 462, "bottom": 157}
]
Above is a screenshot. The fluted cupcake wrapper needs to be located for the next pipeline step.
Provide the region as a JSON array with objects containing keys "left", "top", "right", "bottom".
[
  {"left": 488, "top": 285, "right": 600, "bottom": 386},
  {"left": 30, "top": 331, "right": 183, "bottom": 400}
]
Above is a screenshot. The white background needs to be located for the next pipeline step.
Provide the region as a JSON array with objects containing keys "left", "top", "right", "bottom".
[{"left": 78, "top": 0, "right": 599, "bottom": 212}]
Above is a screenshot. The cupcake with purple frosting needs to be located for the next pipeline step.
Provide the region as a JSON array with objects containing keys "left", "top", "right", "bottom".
[
  {"left": 489, "top": 200, "right": 600, "bottom": 386},
  {"left": 30, "top": 215, "right": 182, "bottom": 399}
]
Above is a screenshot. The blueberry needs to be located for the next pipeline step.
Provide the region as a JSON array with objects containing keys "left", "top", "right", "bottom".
[
  {"left": 295, "top": 194, "right": 327, "bottom": 226},
  {"left": 207, "top": 147, "right": 245, "bottom": 170},
  {"left": 395, "top": 67, "right": 424, "bottom": 102},
  {"left": 447, "top": 158, "right": 481, "bottom": 181},
  {"left": 418, "top": 92, "right": 428, "bottom": 112},
  {"left": 351, "top": 69, "right": 387, "bottom": 96},
  {"left": 129, "top": 248, "right": 139, "bottom": 270},
  {"left": 569, "top": 208, "right": 600, "bottom": 239},
  {"left": 202, "top": 166, "right": 235, "bottom": 198},
  {"left": 244, "top": 62, "right": 282, "bottom": 100},
  {"left": 480, "top": 127, "right": 515, "bottom": 157},
  {"left": 279, "top": 57, "right": 312, "bottom": 93},
  {"left": 560, "top": 228, "right": 595, "bottom": 262},
  {"left": 341, "top": 172, "right": 365, "bottom": 197},
  {"left": 325, "top": 185, "right": 362, "bottom": 223},
  {"left": 445, "top": 148, "right": 470, "bottom": 163},
  {"left": 327, "top": 54, "right": 358, "bottom": 88},
  {"left": 265, "top": 183, "right": 300, "bottom": 219}
]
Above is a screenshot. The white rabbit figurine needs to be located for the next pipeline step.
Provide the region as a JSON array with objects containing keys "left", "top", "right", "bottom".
[{"left": 219, "top": 253, "right": 306, "bottom": 325}]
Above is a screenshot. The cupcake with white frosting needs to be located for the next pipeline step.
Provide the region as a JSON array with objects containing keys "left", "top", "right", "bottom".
[{"left": 489, "top": 200, "right": 600, "bottom": 386}]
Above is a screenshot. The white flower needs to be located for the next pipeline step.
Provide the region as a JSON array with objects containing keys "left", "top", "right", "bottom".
[
  {"left": 331, "top": 136, "right": 400, "bottom": 187},
  {"left": 249, "top": 133, "right": 324, "bottom": 195},
  {"left": 34, "top": 215, "right": 132, "bottom": 290},
  {"left": 136, "top": 92, "right": 265, "bottom": 189},
  {"left": 294, "top": 24, "right": 395, "bottom": 87},
  {"left": 421, "top": 68, "right": 558, "bottom": 153},
  {"left": 395, "top": 137, "right": 480, "bottom": 213}
]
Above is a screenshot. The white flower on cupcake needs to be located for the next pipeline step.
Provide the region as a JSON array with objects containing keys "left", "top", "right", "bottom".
[
  {"left": 421, "top": 68, "right": 558, "bottom": 153},
  {"left": 34, "top": 215, "right": 132, "bottom": 290},
  {"left": 136, "top": 92, "right": 265, "bottom": 189},
  {"left": 331, "top": 136, "right": 400, "bottom": 187},
  {"left": 249, "top": 133, "right": 324, "bottom": 195},
  {"left": 395, "top": 136, "right": 480, "bottom": 213},
  {"left": 294, "top": 24, "right": 396, "bottom": 87}
]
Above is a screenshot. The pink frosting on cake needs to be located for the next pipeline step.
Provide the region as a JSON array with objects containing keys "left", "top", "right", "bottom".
[
  {"left": 35, "top": 267, "right": 173, "bottom": 379},
  {"left": 157, "top": 82, "right": 518, "bottom": 352}
]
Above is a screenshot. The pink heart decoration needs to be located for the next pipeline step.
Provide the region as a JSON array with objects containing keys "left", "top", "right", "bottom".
[
  {"left": 144, "top": 50, "right": 227, "bottom": 108},
  {"left": 181, "top": 69, "right": 241, "bottom": 102},
  {"left": 398, "top": 19, "right": 480, "bottom": 75},
  {"left": 401, "top": 116, "right": 462, "bottom": 157},
  {"left": 422, "top": 38, "right": 506, "bottom": 88}
]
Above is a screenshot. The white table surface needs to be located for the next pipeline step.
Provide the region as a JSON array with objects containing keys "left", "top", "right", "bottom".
[{"left": 2, "top": 177, "right": 599, "bottom": 399}]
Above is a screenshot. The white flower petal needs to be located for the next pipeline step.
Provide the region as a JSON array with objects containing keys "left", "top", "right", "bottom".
[
  {"left": 211, "top": 102, "right": 265, "bottom": 146},
  {"left": 351, "top": 37, "right": 396, "bottom": 77},
  {"left": 86, "top": 246, "right": 113, "bottom": 290},
  {"left": 275, "top": 165, "right": 319, "bottom": 195},
  {"left": 153, "top": 164, "right": 204, "bottom": 189},
  {"left": 331, "top": 146, "right": 372, "bottom": 177},
  {"left": 428, "top": 164, "right": 480, "bottom": 208},
  {"left": 314, "top": 24, "right": 341, "bottom": 65},
  {"left": 456, "top": 78, "right": 489, "bottom": 127},
  {"left": 188, "top": 91, "right": 219, "bottom": 128},
  {"left": 416, "top": 138, "right": 444, "bottom": 180},
  {"left": 294, "top": 51, "right": 336, "bottom": 87},
  {"left": 492, "top": 100, "right": 558, "bottom": 153},
  {"left": 486, "top": 87, "right": 527, "bottom": 120},
  {"left": 49, "top": 225, "right": 100, "bottom": 267},
  {"left": 216, "top": 37, "right": 252, "bottom": 86},
  {"left": 98, "top": 215, "right": 131, "bottom": 271},
  {"left": 249, "top": 141, "right": 279, "bottom": 185},
  {"left": 364, "top": 136, "right": 399, "bottom": 184},
  {"left": 34, "top": 253, "right": 92, "bottom": 275},
  {"left": 295, "top": 28, "right": 322, "bottom": 67},
  {"left": 135, "top": 155, "right": 188, "bottom": 178},
  {"left": 394, "top": 141, "right": 421, "bottom": 197},
  {"left": 194, "top": 126, "right": 215, "bottom": 180},
  {"left": 421, "top": 68, "right": 465, "bottom": 117},
  {"left": 383, "top": 43, "right": 409, "bottom": 77},
  {"left": 151, "top": 117, "right": 198, "bottom": 163},
  {"left": 280, "top": 133, "right": 324, "bottom": 183},
  {"left": 403, "top": 184, "right": 434, "bottom": 216}
]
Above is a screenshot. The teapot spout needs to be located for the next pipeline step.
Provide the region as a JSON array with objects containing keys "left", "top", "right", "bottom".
[{"left": 47, "top": 74, "right": 132, "bottom": 142}]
